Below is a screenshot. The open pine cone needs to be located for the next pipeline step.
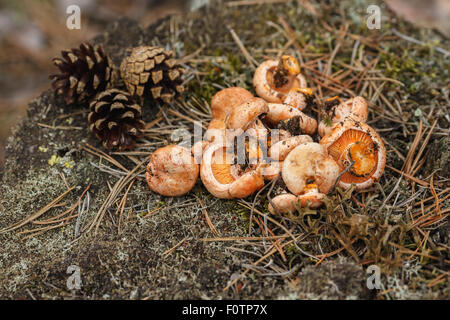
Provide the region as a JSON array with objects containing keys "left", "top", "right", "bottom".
[
  {"left": 88, "top": 89, "right": 146, "bottom": 150},
  {"left": 50, "top": 42, "right": 118, "bottom": 105},
  {"left": 120, "top": 46, "right": 184, "bottom": 104}
]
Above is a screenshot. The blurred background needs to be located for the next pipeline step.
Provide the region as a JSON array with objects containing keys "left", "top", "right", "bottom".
[
  {"left": 0, "top": 0, "right": 199, "bottom": 165},
  {"left": 0, "top": 0, "right": 448, "bottom": 167}
]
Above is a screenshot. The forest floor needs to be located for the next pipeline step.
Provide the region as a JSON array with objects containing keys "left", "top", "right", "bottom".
[{"left": 0, "top": 0, "right": 448, "bottom": 299}]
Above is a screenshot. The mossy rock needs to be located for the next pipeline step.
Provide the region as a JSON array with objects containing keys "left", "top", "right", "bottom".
[{"left": 1, "top": 0, "right": 448, "bottom": 300}]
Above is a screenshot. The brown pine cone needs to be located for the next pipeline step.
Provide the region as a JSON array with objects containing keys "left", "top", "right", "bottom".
[
  {"left": 88, "top": 89, "right": 146, "bottom": 150},
  {"left": 120, "top": 46, "right": 184, "bottom": 104},
  {"left": 50, "top": 42, "right": 118, "bottom": 105}
]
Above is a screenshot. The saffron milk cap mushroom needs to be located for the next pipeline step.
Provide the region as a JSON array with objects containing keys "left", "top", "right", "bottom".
[
  {"left": 282, "top": 142, "right": 340, "bottom": 195},
  {"left": 297, "top": 184, "right": 325, "bottom": 208},
  {"left": 206, "top": 87, "right": 254, "bottom": 142},
  {"left": 226, "top": 97, "right": 268, "bottom": 131},
  {"left": 320, "top": 119, "right": 386, "bottom": 190},
  {"left": 200, "top": 142, "right": 264, "bottom": 199},
  {"left": 283, "top": 87, "right": 314, "bottom": 110},
  {"left": 253, "top": 55, "right": 307, "bottom": 103},
  {"left": 264, "top": 103, "right": 317, "bottom": 135},
  {"left": 319, "top": 96, "right": 369, "bottom": 137},
  {"left": 268, "top": 184, "right": 325, "bottom": 215},
  {"left": 210, "top": 87, "right": 254, "bottom": 119},
  {"left": 268, "top": 193, "right": 298, "bottom": 215},
  {"left": 269, "top": 135, "right": 313, "bottom": 161},
  {"left": 146, "top": 145, "right": 199, "bottom": 196}
]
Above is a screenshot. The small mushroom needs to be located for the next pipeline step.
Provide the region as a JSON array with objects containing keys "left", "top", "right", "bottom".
[
  {"left": 268, "top": 184, "right": 325, "bottom": 214},
  {"left": 268, "top": 193, "right": 298, "bottom": 214},
  {"left": 282, "top": 142, "right": 340, "bottom": 195},
  {"left": 206, "top": 87, "right": 254, "bottom": 142},
  {"left": 320, "top": 119, "right": 386, "bottom": 190},
  {"left": 200, "top": 142, "right": 264, "bottom": 199},
  {"left": 253, "top": 55, "right": 307, "bottom": 103},
  {"left": 210, "top": 87, "right": 254, "bottom": 119},
  {"left": 268, "top": 143, "right": 340, "bottom": 214},
  {"left": 297, "top": 184, "right": 325, "bottom": 208},
  {"left": 318, "top": 96, "right": 369, "bottom": 137},
  {"left": 264, "top": 103, "right": 318, "bottom": 135},
  {"left": 226, "top": 97, "right": 269, "bottom": 131},
  {"left": 146, "top": 145, "right": 199, "bottom": 196}
]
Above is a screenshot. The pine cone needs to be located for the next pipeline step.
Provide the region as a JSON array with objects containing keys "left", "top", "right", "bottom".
[
  {"left": 50, "top": 42, "right": 118, "bottom": 105},
  {"left": 120, "top": 46, "right": 184, "bottom": 104},
  {"left": 88, "top": 89, "right": 146, "bottom": 150}
]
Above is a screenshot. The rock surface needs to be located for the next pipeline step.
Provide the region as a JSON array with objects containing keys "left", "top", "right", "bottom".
[{"left": 0, "top": 0, "right": 448, "bottom": 300}]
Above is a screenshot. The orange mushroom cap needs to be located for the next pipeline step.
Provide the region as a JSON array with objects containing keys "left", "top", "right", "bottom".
[
  {"left": 320, "top": 119, "right": 386, "bottom": 190},
  {"left": 319, "top": 96, "right": 369, "bottom": 137},
  {"left": 264, "top": 103, "right": 317, "bottom": 135},
  {"left": 281, "top": 55, "right": 301, "bottom": 75},
  {"left": 206, "top": 87, "right": 255, "bottom": 143},
  {"left": 282, "top": 142, "right": 340, "bottom": 195},
  {"left": 226, "top": 97, "right": 268, "bottom": 131},
  {"left": 253, "top": 56, "right": 307, "bottom": 103},
  {"left": 146, "top": 145, "right": 199, "bottom": 197},
  {"left": 200, "top": 142, "right": 264, "bottom": 199},
  {"left": 210, "top": 87, "right": 254, "bottom": 119},
  {"left": 268, "top": 184, "right": 325, "bottom": 215}
]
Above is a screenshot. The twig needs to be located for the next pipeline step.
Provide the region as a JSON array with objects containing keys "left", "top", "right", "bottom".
[
  {"left": 228, "top": 26, "right": 258, "bottom": 69},
  {"left": 227, "top": 0, "right": 292, "bottom": 6},
  {"left": 117, "top": 179, "right": 135, "bottom": 235},
  {"left": 163, "top": 236, "right": 189, "bottom": 258},
  {"left": 330, "top": 160, "right": 355, "bottom": 193},
  {"left": 392, "top": 29, "right": 450, "bottom": 56},
  {"left": 0, "top": 186, "right": 75, "bottom": 234},
  {"left": 201, "top": 235, "right": 289, "bottom": 242},
  {"left": 37, "top": 123, "right": 83, "bottom": 130},
  {"left": 387, "top": 165, "right": 429, "bottom": 187},
  {"left": 194, "top": 195, "right": 220, "bottom": 237}
]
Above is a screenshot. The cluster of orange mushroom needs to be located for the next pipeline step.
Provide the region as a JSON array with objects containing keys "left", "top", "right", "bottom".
[{"left": 145, "top": 55, "right": 386, "bottom": 215}]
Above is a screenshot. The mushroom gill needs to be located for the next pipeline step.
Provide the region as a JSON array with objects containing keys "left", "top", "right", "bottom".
[
  {"left": 210, "top": 147, "right": 235, "bottom": 184},
  {"left": 327, "top": 128, "right": 378, "bottom": 184}
]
